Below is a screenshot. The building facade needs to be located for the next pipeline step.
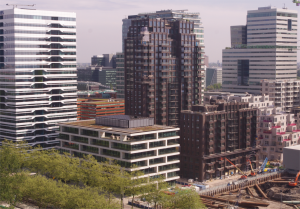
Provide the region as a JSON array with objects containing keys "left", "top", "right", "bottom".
[
  {"left": 124, "top": 17, "right": 204, "bottom": 127},
  {"left": 91, "top": 55, "right": 105, "bottom": 66},
  {"left": 206, "top": 68, "right": 222, "bottom": 87},
  {"left": 261, "top": 79, "right": 300, "bottom": 113},
  {"left": 77, "top": 66, "right": 117, "bottom": 89},
  {"left": 77, "top": 99, "right": 124, "bottom": 120},
  {"left": 122, "top": 10, "right": 205, "bottom": 53},
  {"left": 180, "top": 99, "right": 259, "bottom": 181},
  {"left": 116, "top": 52, "right": 125, "bottom": 99},
  {"left": 56, "top": 115, "right": 180, "bottom": 184},
  {"left": 203, "top": 92, "right": 300, "bottom": 162},
  {"left": 222, "top": 7, "right": 298, "bottom": 94},
  {"left": 0, "top": 8, "right": 77, "bottom": 148}
]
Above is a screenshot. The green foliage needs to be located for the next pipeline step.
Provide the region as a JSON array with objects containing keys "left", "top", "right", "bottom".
[
  {"left": 206, "top": 83, "right": 222, "bottom": 90},
  {"left": 170, "top": 187, "right": 206, "bottom": 209},
  {"left": 0, "top": 140, "right": 200, "bottom": 209}
]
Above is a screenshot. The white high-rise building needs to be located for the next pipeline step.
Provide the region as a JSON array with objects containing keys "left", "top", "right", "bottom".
[
  {"left": 222, "top": 7, "right": 298, "bottom": 94},
  {"left": 0, "top": 8, "right": 77, "bottom": 148}
]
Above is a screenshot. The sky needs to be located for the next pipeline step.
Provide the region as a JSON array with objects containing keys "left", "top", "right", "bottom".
[{"left": 1, "top": 0, "right": 300, "bottom": 63}]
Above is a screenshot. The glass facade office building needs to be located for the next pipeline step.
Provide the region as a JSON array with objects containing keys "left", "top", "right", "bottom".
[
  {"left": 0, "top": 8, "right": 77, "bottom": 148},
  {"left": 222, "top": 7, "right": 298, "bottom": 94}
]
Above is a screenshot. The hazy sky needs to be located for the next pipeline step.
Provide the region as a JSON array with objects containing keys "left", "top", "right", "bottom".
[{"left": 1, "top": 0, "right": 300, "bottom": 63}]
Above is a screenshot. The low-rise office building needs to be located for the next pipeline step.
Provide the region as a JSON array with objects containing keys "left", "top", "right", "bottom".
[
  {"left": 77, "top": 99, "right": 124, "bottom": 120},
  {"left": 180, "top": 99, "right": 259, "bottom": 182},
  {"left": 56, "top": 115, "right": 180, "bottom": 184}
]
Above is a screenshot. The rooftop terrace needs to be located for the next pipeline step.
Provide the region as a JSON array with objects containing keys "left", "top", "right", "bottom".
[{"left": 61, "top": 119, "right": 178, "bottom": 135}]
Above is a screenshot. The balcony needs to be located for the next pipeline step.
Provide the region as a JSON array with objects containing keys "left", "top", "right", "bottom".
[
  {"left": 276, "top": 132, "right": 286, "bottom": 135},
  {"left": 206, "top": 169, "right": 215, "bottom": 174}
]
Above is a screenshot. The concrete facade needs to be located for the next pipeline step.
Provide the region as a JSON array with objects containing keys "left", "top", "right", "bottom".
[{"left": 56, "top": 116, "right": 180, "bottom": 183}]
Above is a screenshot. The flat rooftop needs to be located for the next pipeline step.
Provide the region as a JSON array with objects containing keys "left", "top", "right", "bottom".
[
  {"left": 283, "top": 145, "right": 300, "bottom": 151},
  {"left": 60, "top": 119, "right": 178, "bottom": 135},
  {"left": 77, "top": 99, "right": 124, "bottom": 105}
]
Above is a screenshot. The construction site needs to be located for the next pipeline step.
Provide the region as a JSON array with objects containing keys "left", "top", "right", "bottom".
[{"left": 198, "top": 169, "right": 300, "bottom": 209}]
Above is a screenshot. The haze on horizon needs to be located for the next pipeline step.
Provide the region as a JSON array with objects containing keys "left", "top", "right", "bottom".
[{"left": 1, "top": 0, "right": 300, "bottom": 63}]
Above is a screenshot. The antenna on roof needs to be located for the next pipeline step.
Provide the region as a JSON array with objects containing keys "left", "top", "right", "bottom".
[{"left": 6, "top": 4, "right": 35, "bottom": 8}]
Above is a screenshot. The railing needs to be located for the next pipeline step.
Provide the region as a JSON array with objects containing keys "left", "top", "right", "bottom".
[{"left": 198, "top": 170, "right": 284, "bottom": 195}]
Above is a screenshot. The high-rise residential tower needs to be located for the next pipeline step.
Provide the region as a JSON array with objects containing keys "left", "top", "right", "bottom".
[
  {"left": 124, "top": 16, "right": 205, "bottom": 127},
  {"left": 222, "top": 7, "right": 298, "bottom": 94},
  {"left": 0, "top": 8, "right": 77, "bottom": 148}
]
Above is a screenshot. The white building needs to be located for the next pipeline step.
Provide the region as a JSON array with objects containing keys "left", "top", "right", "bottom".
[
  {"left": 56, "top": 115, "right": 180, "bottom": 184},
  {"left": 261, "top": 79, "right": 300, "bottom": 113},
  {"left": 0, "top": 8, "right": 77, "bottom": 147},
  {"left": 222, "top": 6, "right": 298, "bottom": 94},
  {"left": 283, "top": 145, "right": 300, "bottom": 174}
]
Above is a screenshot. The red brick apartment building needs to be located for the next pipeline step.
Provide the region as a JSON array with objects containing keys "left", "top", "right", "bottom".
[{"left": 180, "top": 98, "right": 259, "bottom": 181}]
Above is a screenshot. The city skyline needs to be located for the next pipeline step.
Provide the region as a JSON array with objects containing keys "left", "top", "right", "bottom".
[{"left": 2, "top": 0, "right": 299, "bottom": 63}]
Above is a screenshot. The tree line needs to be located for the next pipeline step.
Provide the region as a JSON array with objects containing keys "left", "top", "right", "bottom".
[{"left": 0, "top": 141, "right": 205, "bottom": 209}]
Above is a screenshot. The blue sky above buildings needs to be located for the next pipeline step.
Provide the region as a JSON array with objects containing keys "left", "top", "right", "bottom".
[{"left": 1, "top": 0, "right": 300, "bottom": 62}]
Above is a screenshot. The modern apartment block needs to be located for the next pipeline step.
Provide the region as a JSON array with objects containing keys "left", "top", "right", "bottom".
[
  {"left": 206, "top": 68, "right": 222, "bottom": 87},
  {"left": 116, "top": 52, "right": 125, "bottom": 99},
  {"left": 0, "top": 8, "right": 77, "bottom": 148},
  {"left": 258, "top": 106, "right": 299, "bottom": 161},
  {"left": 122, "top": 10, "right": 205, "bottom": 53},
  {"left": 222, "top": 7, "right": 298, "bottom": 94},
  {"left": 77, "top": 99, "right": 124, "bottom": 120},
  {"left": 124, "top": 16, "right": 205, "bottom": 127},
  {"left": 56, "top": 115, "right": 180, "bottom": 184},
  {"left": 261, "top": 79, "right": 300, "bottom": 113},
  {"left": 180, "top": 99, "right": 259, "bottom": 181},
  {"left": 203, "top": 92, "right": 300, "bottom": 161}
]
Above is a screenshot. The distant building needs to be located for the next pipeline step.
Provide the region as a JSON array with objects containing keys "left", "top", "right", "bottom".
[
  {"left": 77, "top": 90, "right": 117, "bottom": 99},
  {"left": 180, "top": 99, "right": 259, "bottom": 181},
  {"left": 116, "top": 52, "right": 125, "bottom": 99},
  {"left": 206, "top": 68, "right": 222, "bottom": 87},
  {"left": 77, "top": 66, "right": 117, "bottom": 89},
  {"left": 77, "top": 99, "right": 124, "bottom": 120},
  {"left": 57, "top": 115, "right": 180, "bottom": 184},
  {"left": 222, "top": 7, "right": 298, "bottom": 94},
  {"left": 230, "top": 25, "right": 247, "bottom": 47},
  {"left": 91, "top": 55, "right": 105, "bottom": 66},
  {"left": 91, "top": 54, "right": 116, "bottom": 67},
  {"left": 204, "top": 55, "right": 209, "bottom": 67}
]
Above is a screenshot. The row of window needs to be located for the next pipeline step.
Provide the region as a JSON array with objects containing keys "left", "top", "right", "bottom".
[{"left": 2, "top": 14, "right": 76, "bottom": 21}]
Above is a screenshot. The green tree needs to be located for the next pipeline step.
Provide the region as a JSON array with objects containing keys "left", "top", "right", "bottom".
[
  {"left": 143, "top": 176, "right": 169, "bottom": 209},
  {"left": 0, "top": 141, "right": 28, "bottom": 207},
  {"left": 171, "top": 187, "right": 206, "bottom": 209}
]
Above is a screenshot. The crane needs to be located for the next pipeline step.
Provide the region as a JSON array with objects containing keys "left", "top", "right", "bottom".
[
  {"left": 288, "top": 171, "right": 300, "bottom": 187},
  {"left": 221, "top": 157, "right": 247, "bottom": 179},
  {"left": 246, "top": 159, "right": 256, "bottom": 176},
  {"left": 6, "top": 4, "right": 35, "bottom": 8},
  {"left": 258, "top": 157, "right": 268, "bottom": 174}
]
